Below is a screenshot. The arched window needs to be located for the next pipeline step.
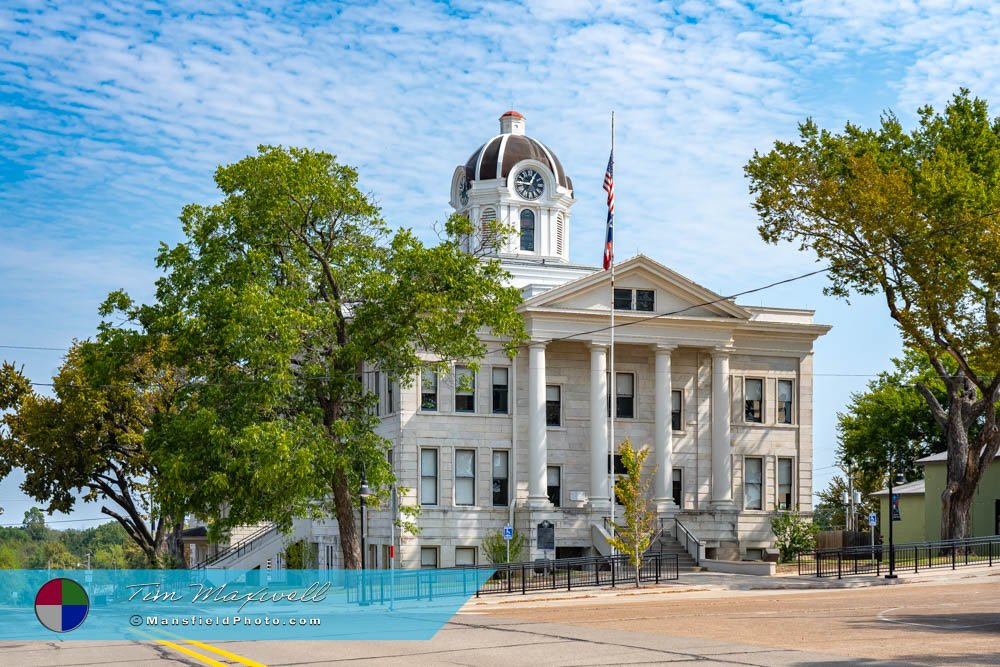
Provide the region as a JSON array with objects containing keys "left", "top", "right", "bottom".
[{"left": 520, "top": 209, "right": 535, "bottom": 251}]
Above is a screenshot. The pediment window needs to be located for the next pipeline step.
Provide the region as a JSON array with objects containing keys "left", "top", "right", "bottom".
[{"left": 613, "top": 288, "right": 655, "bottom": 312}]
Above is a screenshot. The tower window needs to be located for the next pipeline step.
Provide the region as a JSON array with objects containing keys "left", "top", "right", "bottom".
[{"left": 520, "top": 210, "right": 535, "bottom": 251}]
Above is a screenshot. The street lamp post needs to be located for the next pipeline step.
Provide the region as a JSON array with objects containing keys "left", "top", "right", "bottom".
[{"left": 885, "top": 454, "right": 906, "bottom": 580}]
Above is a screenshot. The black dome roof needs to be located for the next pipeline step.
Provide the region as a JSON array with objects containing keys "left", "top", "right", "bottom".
[{"left": 463, "top": 112, "right": 572, "bottom": 191}]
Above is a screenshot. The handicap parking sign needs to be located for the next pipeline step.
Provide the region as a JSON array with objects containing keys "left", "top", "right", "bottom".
[{"left": 503, "top": 525, "right": 513, "bottom": 541}]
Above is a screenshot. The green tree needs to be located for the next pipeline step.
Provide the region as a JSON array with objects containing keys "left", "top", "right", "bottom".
[
  {"left": 22, "top": 507, "right": 46, "bottom": 541},
  {"left": 769, "top": 511, "right": 818, "bottom": 562},
  {"left": 607, "top": 439, "right": 657, "bottom": 587},
  {"left": 0, "top": 340, "right": 184, "bottom": 567},
  {"left": 746, "top": 90, "right": 1000, "bottom": 540},
  {"left": 0, "top": 545, "right": 21, "bottom": 569},
  {"left": 30, "top": 541, "right": 76, "bottom": 570},
  {"left": 107, "top": 145, "right": 525, "bottom": 569},
  {"left": 482, "top": 528, "right": 526, "bottom": 564}
]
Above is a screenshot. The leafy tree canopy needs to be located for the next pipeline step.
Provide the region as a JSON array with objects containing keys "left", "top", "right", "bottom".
[
  {"left": 746, "top": 90, "right": 1000, "bottom": 539},
  {"left": 107, "top": 145, "right": 525, "bottom": 568}
]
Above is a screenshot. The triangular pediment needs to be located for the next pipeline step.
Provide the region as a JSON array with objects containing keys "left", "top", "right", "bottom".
[{"left": 521, "top": 255, "right": 750, "bottom": 319}]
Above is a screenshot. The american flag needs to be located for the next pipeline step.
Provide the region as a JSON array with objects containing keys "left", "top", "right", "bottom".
[{"left": 603, "top": 150, "right": 614, "bottom": 270}]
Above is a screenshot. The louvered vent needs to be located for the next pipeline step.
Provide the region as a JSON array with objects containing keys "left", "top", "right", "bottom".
[
  {"left": 555, "top": 213, "right": 566, "bottom": 256},
  {"left": 480, "top": 208, "right": 498, "bottom": 252}
]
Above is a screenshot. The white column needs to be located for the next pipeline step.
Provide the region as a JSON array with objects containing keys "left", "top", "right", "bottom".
[
  {"left": 654, "top": 345, "right": 676, "bottom": 511},
  {"left": 527, "top": 343, "right": 550, "bottom": 507},
  {"left": 711, "top": 349, "right": 734, "bottom": 507},
  {"left": 588, "top": 343, "right": 610, "bottom": 509}
]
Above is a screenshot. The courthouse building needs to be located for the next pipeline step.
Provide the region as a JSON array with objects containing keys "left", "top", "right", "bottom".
[
  {"left": 309, "top": 111, "right": 830, "bottom": 569},
  {"left": 188, "top": 112, "right": 829, "bottom": 570}
]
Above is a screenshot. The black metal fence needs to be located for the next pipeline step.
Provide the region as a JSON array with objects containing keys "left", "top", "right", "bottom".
[
  {"left": 798, "top": 535, "right": 1000, "bottom": 579},
  {"left": 347, "top": 552, "right": 679, "bottom": 603}
]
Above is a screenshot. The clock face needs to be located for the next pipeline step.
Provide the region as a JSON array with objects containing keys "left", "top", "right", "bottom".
[
  {"left": 458, "top": 173, "right": 469, "bottom": 205},
  {"left": 515, "top": 168, "right": 544, "bottom": 200}
]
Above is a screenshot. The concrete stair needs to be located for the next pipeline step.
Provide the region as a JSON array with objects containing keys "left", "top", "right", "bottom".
[{"left": 647, "top": 532, "right": 702, "bottom": 572}]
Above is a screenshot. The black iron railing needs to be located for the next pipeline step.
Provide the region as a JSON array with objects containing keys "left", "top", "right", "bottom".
[
  {"left": 346, "top": 552, "right": 679, "bottom": 603},
  {"left": 798, "top": 535, "right": 1000, "bottom": 579}
]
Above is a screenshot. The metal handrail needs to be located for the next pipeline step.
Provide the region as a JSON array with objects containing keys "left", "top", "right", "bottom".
[
  {"left": 191, "top": 523, "right": 278, "bottom": 569},
  {"left": 660, "top": 516, "right": 704, "bottom": 565}
]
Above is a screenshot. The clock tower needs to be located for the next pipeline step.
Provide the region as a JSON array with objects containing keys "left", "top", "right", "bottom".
[{"left": 451, "top": 111, "right": 575, "bottom": 264}]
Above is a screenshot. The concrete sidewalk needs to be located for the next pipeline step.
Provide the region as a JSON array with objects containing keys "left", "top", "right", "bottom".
[{"left": 465, "top": 560, "right": 1000, "bottom": 608}]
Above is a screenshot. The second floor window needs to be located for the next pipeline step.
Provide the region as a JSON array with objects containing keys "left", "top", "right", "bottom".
[
  {"left": 492, "top": 367, "right": 509, "bottom": 414},
  {"left": 671, "top": 390, "right": 682, "bottom": 430},
  {"left": 421, "top": 370, "right": 438, "bottom": 411},
  {"left": 745, "top": 378, "right": 763, "bottom": 423},
  {"left": 672, "top": 468, "right": 683, "bottom": 508},
  {"left": 547, "top": 466, "right": 561, "bottom": 507},
  {"left": 778, "top": 379, "right": 793, "bottom": 424},
  {"left": 420, "top": 448, "right": 438, "bottom": 505},
  {"left": 616, "top": 372, "right": 635, "bottom": 418},
  {"left": 546, "top": 385, "right": 561, "bottom": 426},
  {"left": 455, "top": 366, "right": 475, "bottom": 413},
  {"left": 492, "top": 450, "right": 509, "bottom": 506},
  {"left": 455, "top": 449, "right": 475, "bottom": 506},
  {"left": 520, "top": 210, "right": 535, "bottom": 251}
]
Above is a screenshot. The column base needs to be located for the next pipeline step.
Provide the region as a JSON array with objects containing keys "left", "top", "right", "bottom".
[
  {"left": 587, "top": 498, "right": 612, "bottom": 512},
  {"left": 654, "top": 498, "right": 679, "bottom": 514},
  {"left": 525, "top": 496, "right": 554, "bottom": 510}
]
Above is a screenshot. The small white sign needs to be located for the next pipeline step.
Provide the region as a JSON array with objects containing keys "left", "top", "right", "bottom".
[
  {"left": 503, "top": 525, "right": 513, "bottom": 541},
  {"left": 868, "top": 512, "right": 877, "bottom": 527}
]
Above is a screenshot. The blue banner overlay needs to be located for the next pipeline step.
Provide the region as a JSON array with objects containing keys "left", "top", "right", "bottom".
[{"left": 0, "top": 569, "right": 494, "bottom": 640}]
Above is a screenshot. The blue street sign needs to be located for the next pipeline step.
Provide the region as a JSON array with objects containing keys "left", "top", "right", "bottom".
[
  {"left": 868, "top": 512, "right": 877, "bottom": 527},
  {"left": 503, "top": 525, "right": 513, "bottom": 541}
]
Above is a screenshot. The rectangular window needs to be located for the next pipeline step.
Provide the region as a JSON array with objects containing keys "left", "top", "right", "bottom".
[
  {"left": 373, "top": 371, "right": 381, "bottom": 415},
  {"left": 455, "top": 547, "right": 476, "bottom": 566},
  {"left": 547, "top": 466, "right": 561, "bottom": 507},
  {"left": 454, "top": 366, "right": 475, "bottom": 413},
  {"left": 492, "top": 450, "right": 509, "bottom": 506},
  {"left": 420, "top": 449, "right": 438, "bottom": 506},
  {"left": 546, "top": 385, "right": 561, "bottom": 427},
  {"left": 616, "top": 372, "right": 635, "bottom": 418},
  {"left": 778, "top": 458, "right": 793, "bottom": 510},
  {"left": 745, "top": 378, "right": 763, "bottom": 423},
  {"left": 671, "top": 389, "right": 682, "bottom": 431},
  {"left": 420, "top": 547, "right": 438, "bottom": 569},
  {"left": 455, "top": 449, "right": 475, "bottom": 506},
  {"left": 491, "top": 367, "right": 509, "bottom": 414},
  {"left": 610, "top": 453, "right": 626, "bottom": 475},
  {"left": 778, "top": 379, "right": 793, "bottom": 424},
  {"left": 635, "top": 289, "right": 655, "bottom": 312},
  {"left": 745, "top": 457, "right": 763, "bottom": 510},
  {"left": 613, "top": 288, "right": 633, "bottom": 310},
  {"left": 672, "top": 468, "right": 683, "bottom": 508},
  {"left": 613, "top": 288, "right": 655, "bottom": 311},
  {"left": 387, "top": 379, "right": 394, "bottom": 415},
  {"left": 420, "top": 369, "right": 438, "bottom": 411}
]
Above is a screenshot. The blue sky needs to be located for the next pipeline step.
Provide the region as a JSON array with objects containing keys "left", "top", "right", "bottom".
[{"left": 1, "top": 0, "right": 998, "bottom": 529}]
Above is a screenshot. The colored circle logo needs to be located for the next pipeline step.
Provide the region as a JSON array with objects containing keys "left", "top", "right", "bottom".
[{"left": 34, "top": 578, "right": 89, "bottom": 633}]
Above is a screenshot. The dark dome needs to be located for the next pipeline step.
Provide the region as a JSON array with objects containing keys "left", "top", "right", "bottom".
[{"left": 463, "top": 114, "right": 572, "bottom": 191}]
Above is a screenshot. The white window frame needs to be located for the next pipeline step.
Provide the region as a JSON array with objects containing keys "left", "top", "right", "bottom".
[
  {"left": 616, "top": 371, "right": 635, "bottom": 419},
  {"left": 420, "top": 546, "right": 439, "bottom": 569},
  {"left": 420, "top": 369, "right": 438, "bottom": 412},
  {"left": 671, "top": 389, "right": 683, "bottom": 431},
  {"left": 777, "top": 379, "right": 794, "bottom": 424},
  {"left": 454, "top": 366, "right": 476, "bottom": 414},
  {"left": 744, "top": 378, "right": 763, "bottom": 423},
  {"left": 491, "top": 366, "right": 509, "bottom": 414},
  {"left": 777, "top": 457, "right": 794, "bottom": 510},
  {"left": 454, "top": 449, "right": 476, "bottom": 506},
  {"left": 420, "top": 448, "right": 438, "bottom": 506},
  {"left": 455, "top": 546, "right": 477, "bottom": 567},
  {"left": 492, "top": 450, "right": 509, "bottom": 507},
  {"left": 547, "top": 465, "right": 561, "bottom": 507},
  {"left": 744, "top": 457, "right": 764, "bottom": 510},
  {"left": 546, "top": 384, "right": 561, "bottom": 427}
]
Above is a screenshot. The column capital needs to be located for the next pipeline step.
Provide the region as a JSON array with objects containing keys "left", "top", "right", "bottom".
[
  {"left": 712, "top": 346, "right": 733, "bottom": 357},
  {"left": 586, "top": 340, "right": 610, "bottom": 350},
  {"left": 529, "top": 340, "right": 547, "bottom": 350},
  {"left": 654, "top": 343, "right": 677, "bottom": 354}
]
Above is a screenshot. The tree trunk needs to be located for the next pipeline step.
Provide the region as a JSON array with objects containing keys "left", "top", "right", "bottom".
[{"left": 332, "top": 466, "right": 361, "bottom": 569}]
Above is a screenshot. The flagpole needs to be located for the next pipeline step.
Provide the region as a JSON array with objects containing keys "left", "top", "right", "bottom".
[{"left": 608, "top": 110, "right": 615, "bottom": 552}]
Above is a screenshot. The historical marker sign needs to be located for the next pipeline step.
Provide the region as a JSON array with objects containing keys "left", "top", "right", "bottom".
[{"left": 537, "top": 520, "right": 555, "bottom": 551}]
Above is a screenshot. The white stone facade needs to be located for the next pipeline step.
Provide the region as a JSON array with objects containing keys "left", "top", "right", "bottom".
[{"left": 307, "top": 112, "right": 830, "bottom": 569}]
